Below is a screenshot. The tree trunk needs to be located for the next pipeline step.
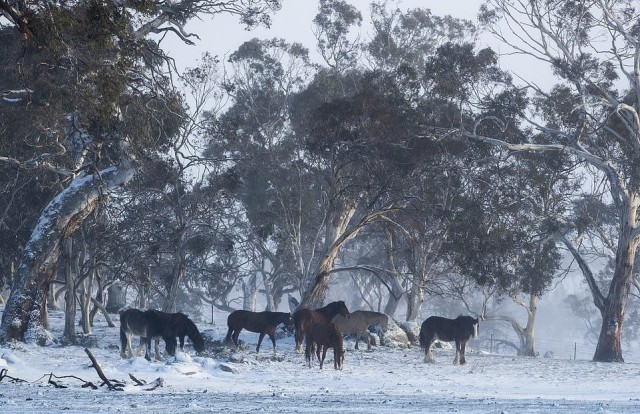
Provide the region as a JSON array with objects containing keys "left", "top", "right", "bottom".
[
  {"left": 243, "top": 273, "right": 258, "bottom": 311},
  {"left": 520, "top": 295, "right": 538, "bottom": 357},
  {"left": 62, "top": 238, "right": 76, "bottom": 342},
  {"left": 593, "top": 238, "right": 637, "bottom": 362},
  {"left": 105, "top": 282, "right": 126, "bottom": 313},
  {"left": 405, "top": 273, "right": 423, "bottom": 322},
  {"left": 262, "top": 272, "right": 275, "bottom": 311},
  {"left": 0, "top": 164, "right": 135, "bottom": 344},
  {"left": 300, "top": 248, "right": 340, "bottom": 309}
]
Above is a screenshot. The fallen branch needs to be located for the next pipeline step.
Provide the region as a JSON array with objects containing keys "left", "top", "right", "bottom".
[
  {"left": 46, "top": 372, "right": 98, "bottom": 390},
  {"left": 0, "top": 368, "right": 27, "bottom": 384},
  {"left": 84, "top": 348, "right": 124, "bottom": 391},
  {"left": 144, "top": 377, "right": 164, "bottom": 391},
  {"left": 129, "top": 373, "right": 146, "bottom": 386}
]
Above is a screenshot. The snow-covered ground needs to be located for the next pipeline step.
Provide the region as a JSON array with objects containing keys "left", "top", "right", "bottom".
[{"left": 1, "top": 309, "right": 639, "bottom": 413}]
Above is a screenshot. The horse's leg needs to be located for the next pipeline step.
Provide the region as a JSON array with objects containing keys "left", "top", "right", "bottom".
[
  {"left": 364, "top": 329, "right": 371, "bottom": 351},
  {"left": 305, "top": 340, "right": 312, "bottom": 368},
  {"left": 179, "top": 335, "right": 185, "bottom": 353},
  {"left": 355, "top": 333, "right": 359, "bottom": 350},
  {"left": 135, "top": 337, "right": 146, "bottom": 356},
  {"left": 267, "top": 327, "right": 277, "bottom": 355},
  {"left": 453, "top": 340, "right": 461, "bottom": 365},
  {"left": 232, "top": 330, "right": 241, "bottom": 348},
  {"left": 460, "top": 340, "right": 467, "bottom": 365},
  {"left": 120, "top": 329, "right": 129, "bottom": 358},
  {"left": 256, "top": 332, "right": 266, "bottom": 353},
  {"left": 144, "top": 337, "right": 152, "bottom": 361},
  {"left": 224, "top": 327, "right": 233, "bottom": 344},
  {"left": 320, "top": 347, "right": 328, "bottom": 370},
  {"left": 155, "top": 337, "right": 162, "bottom": 360},
  {"left": 424, "top": 332, "right": 435, "bottom": 363}
]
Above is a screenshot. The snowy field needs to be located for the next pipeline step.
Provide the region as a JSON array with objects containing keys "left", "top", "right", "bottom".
[{"left": 1, "top": 309, "right": 640, "bottom": 413}]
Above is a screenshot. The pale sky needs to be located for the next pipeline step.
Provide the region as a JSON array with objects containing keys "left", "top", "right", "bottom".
[
  {"left": 162, "top": 0, "right": 553, "bottom": 89},
  {"left": 165, "top": 0, "right": 486, "bottom": 67}
]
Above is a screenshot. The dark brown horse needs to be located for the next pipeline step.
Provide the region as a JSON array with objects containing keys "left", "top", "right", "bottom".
[
  {"left": 150, "top": 310, "right": 205, "bottom": 355},
  {"left": 119, "top": 308, "right": 177, "bottom": 361},
  {"left": 293, "top": 300, "right": 349, "bottom": 352},
  {"left": 419, "top": 315, "right": 479, "bottom": 365},
  {"left": 305, "top": 322, "right": 344, "bottom": 370},
  {"left": 225, "top": 310, "right": 294, "bottom": 353}
]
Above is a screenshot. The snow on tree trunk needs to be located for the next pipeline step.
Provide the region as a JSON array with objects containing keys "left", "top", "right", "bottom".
[{"left": 0, "top": 164, "right": 135, "bottom": 344}]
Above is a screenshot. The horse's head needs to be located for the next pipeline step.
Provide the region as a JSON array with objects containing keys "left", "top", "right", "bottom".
[
  {"left": 282, "top": 313, "right": 295, "bottom": 333},
  {"left": 335, "top": 301, "right": 349, "bottom": 317},
  {"left": 193, "top": 332, "right": 206, "bottom": 354}
]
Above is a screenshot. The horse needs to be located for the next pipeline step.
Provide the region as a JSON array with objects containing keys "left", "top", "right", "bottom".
[
  {"left": 332, "top": 310, "right": 389, "bottom": 351},
  {"left": 150, "top": 310, "right": 205, "bottom": 355},
  {"left": 224, "top": 310, "right": 294, "bottom": 353},
  {"left": 293, "top": 300, "right": 349, "bottom": 353},
  {"left": 419, "top": 315, "right": 479, "bottom": 365},
  {"left": 305, "top": 322, "right": 344, "bottom": 370},
  {"left": 119, "top": 308, "right": 177, "bottom": 361}
]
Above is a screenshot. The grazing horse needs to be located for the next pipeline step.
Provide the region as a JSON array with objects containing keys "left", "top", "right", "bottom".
[
  {"left": 293, "top": 300, "right": 349, "bottom": 353},
  {"left": 332, "top": 310, "right": 389, "bottom": 351},
  {"left": 150, "top": 310, "right": 205, "bottom": 355},
  {"left": 305, "top": 322, "right": 345, "bottom": 370},
  {"left": 419, "top": 315, "right": 479, "bottom": 365},
  {"left": 225, "top": 310, "right": 294, "bottom": 353},
  {"left": 119, "top": 308, "right": 177, "bottom": 361}
]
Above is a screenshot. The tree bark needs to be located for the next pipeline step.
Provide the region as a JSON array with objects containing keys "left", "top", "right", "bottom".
[
  {"left": 0, "top": 164, "right": 135, "bottom": 344},
  {"left": 62, "top": 238, "right": 76, "bottom": 342},
  {"left": 105, "top": 282, "right": 126, "bottom": 313},
  {"left": 593, "top": 227, "right": 638, "bottom": 362}
]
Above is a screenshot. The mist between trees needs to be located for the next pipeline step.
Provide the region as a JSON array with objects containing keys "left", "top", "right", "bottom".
[{"left": 2, "top": 0, "right": 640, "bottom": 363}]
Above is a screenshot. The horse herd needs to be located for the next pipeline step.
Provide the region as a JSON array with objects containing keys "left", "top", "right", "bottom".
[{"left": 119, "top": 302, "right": 480, "bottom": 370}]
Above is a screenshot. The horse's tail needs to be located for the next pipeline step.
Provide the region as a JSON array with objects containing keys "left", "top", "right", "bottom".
[{"left": 418, "top": 326, "right": 427, "bottom": 349}]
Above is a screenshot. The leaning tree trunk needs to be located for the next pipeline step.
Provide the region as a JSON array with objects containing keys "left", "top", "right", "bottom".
[
  {"left": 593, "top": 233, "right": 637, "bottom": 362},
  {"left": 0, "top": 164, "right": 135, "bottom": 344},
  {"left": 300, "top": 247, "right": 342, "bottom": 309}
]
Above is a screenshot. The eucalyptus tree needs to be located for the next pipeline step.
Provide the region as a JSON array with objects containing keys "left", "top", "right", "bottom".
[
  {"left": 0, "top": 0, "right": 281, "bottom": 343},
  {"left": 476, "top": 0, "right": 640, "bottom": 362}
]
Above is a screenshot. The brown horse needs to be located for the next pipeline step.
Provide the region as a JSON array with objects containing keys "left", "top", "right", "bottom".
[
  {"left": 419, "top": 315, "right": 479, "bottom": 365},
  {"left": 305, "top": 322, "right": 344, "bottom": 370},
  {"left": 293, "top": 300, "right": 349, "bottom": 353},
  {"left": 225, "top": 310, "right": 294, "bottom": 353}
]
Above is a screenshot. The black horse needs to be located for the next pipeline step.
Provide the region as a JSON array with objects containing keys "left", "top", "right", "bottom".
[
  {"left": 225, "top": 310, "right": 294, "bottom": 353},
  {"left": 119, "top": 308, "right": 177, "bottom": 361},
  {"left": 151, "top": 310, "right": 205, "bottom": 355},
  {"left": 419, "top": 315, "right": 479, "bottom": 365},
  {"left": 292, "top": 301, "right": 349, "bottom": 353}
]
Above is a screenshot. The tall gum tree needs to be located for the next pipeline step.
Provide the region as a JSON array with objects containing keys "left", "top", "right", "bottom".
[
  {"left": 0, "top": 0, "right": 281, "bottom": 343},
  {"left": 476, "top": 0, "right": 640, "bottom": 362}
]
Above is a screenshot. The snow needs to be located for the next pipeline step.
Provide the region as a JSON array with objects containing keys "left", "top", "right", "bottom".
[{"left": 1, "top": 309, "right": 640, "bottom": 413}]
